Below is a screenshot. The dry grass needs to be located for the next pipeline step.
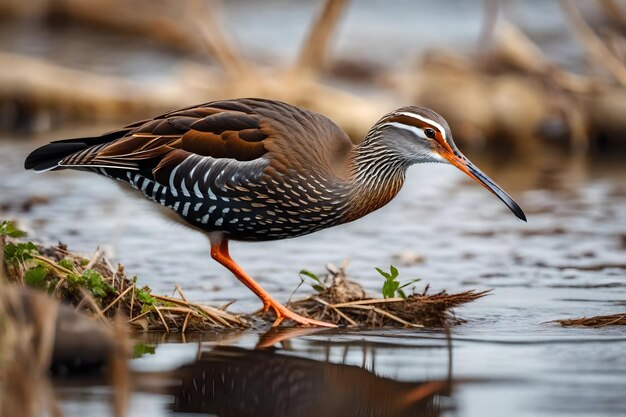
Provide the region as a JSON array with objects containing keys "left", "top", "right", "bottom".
[
  {"left": 1, "top": 235, "right": 247, "bottom": 332},
  {"left": 0, "top": 283, "right": 135, "bottom": 417},
  {"left": 284, "top": 264, "right": 490, "bottom": 328},
  {"left": 0, "top": 284, "right": 61, "bottom": 417},
  {"left": 553, "top": 313, "right": 626, "bottom": 327},
  {"left": 2, "top": 223, "right": 487, "bottom": 331}
]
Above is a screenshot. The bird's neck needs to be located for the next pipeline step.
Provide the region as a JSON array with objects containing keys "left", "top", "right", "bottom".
[{"left": 341, "top": 133, "right": 408, "bottom": 223}]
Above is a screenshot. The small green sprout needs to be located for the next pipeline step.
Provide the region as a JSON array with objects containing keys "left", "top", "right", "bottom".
[
  {"left": 57, "top": 258, "right": 75, "bottom": 271},
  {"left": 3, "top": 241, "right": 38, "bottom": 264},
  {"left": 0, "top": 220, "right": 26, "bottom": 238},
  {"left": 299, "top": 269, "right": 326, "bottom": 292},
  {"left": 136, "top": 284, "right": 157, "bottom": 313},
  {"left": 376, "top": 265, "right": 420, "bottom": 299},
  {"left": 65, "top": 268, "right": 113, "bottom": 300},
  {"left": 24, "top": 265, "right": 49, "bottom": 289},
  {"left": 21, "top": 261, "right": 57, "bottom": 293},
  {"left": 81, "top": 269, "right": 113, "bottom": 300}
]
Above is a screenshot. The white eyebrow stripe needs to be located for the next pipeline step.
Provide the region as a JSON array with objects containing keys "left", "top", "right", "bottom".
[
  {"left": 383, "top": 122, "right": 427, "bottom": 139},
  {"left": 396, "top": 111, "right": 447, "bottom": 140}
]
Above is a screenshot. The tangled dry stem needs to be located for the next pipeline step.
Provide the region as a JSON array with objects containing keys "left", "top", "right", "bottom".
[
  {"left": 1, "top": 237, "right": 247, "bottom": 332},
  {"left": 2, "top": 234, "right": 488, "bottom": 331},
  {"left": 553, "top": 313, "right": 626, "bottom": 327},
  {"left": 285, "top": 264, "right": 490, "bottom": 328}
]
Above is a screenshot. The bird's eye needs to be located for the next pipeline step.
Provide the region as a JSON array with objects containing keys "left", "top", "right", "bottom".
[{"left": 424, "top": 128, "right": 436, "bottom": 139}]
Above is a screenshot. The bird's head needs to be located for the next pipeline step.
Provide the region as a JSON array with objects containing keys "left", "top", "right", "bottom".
[{"left": 373, "top": 106, "right": 526, "bottom": 221}]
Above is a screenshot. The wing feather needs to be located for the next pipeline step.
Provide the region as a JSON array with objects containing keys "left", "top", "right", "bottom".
[
  {"left": 49, "top": 98, "right": 353, "bottom": 203},
  {"left": 57, "top": 103, "right": 270, "bottom": 177}
]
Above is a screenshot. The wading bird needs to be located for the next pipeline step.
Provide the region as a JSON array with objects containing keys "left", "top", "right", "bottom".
[{"left": 25, "top": 98, "right": 525, "bottom": 327}]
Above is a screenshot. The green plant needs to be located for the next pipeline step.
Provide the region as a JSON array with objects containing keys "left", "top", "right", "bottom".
[
  {"left": 3, "top": 241, "right": 38, "bottom": 264},
  {"left": 0, "top": 220, "right": 26, "bottom": 238},
  {"left": 65, "top": 268, "right": 114, "bottom": 301},
  {"left": 299, "top": 269, "right": 326, "bottom": 292},
  {"left": 57, "top": 258, "right": 75, "bottom": 271},
  {"left": 24, "top": 265, "right": 48, "bottom": 289},
  {"left": 135, "top": 279, "right": 157, "bottom": 313},
  {"left": 376, "top": 265, "right": 420, "bottom": 299},
  {"left": 82, "top": 269, "right": 113, "bottom": 300}
]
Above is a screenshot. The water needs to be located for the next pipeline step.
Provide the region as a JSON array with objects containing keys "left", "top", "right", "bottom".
[
  {"left": 1, "top": 136, "right": 625, "bottom": 416},
  {"left": 51, "top": 329, "right": 626, "bottom": 417},
  {"left": 2, "top": 1, "right": 626, "bottom": 415}
]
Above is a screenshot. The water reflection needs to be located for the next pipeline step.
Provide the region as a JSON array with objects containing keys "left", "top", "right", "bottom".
[
  {"left": 129, "top": 328, "right": 454, "bottom": 417},
  {"left": 168, "top": 347, "right": 450, "bottom": 416}
]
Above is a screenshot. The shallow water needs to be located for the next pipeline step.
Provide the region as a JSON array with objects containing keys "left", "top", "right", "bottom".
[
  {"left": 2, "top": 1, "right": 626, "bottom": 414},
  {"left": 1, "top": 136, "right": 625, "bottom": 416}
]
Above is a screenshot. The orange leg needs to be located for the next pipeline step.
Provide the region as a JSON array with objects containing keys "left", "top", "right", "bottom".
[{"left": 210, "top": 239, "right": 336, "bottom": 328}]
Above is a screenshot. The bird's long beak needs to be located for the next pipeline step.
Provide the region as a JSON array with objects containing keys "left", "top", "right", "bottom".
[{"left": 439, "top": 148, "right": 527, "bottom": 221}]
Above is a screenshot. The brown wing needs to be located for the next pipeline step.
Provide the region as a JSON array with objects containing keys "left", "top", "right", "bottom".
[
  {"left": 57, "top": 98, "right": 353, "bottom": 186},
  {"left": 59, "top": 102, "right": 269, "bottom": 183}
]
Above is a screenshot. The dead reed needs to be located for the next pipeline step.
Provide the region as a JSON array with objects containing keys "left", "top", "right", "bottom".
[
  {"left": 553, "top": 313, "right": 626, "bottom": 327},
  {"left": 283, "top": 264, "right": 490, "bottom": 327}
]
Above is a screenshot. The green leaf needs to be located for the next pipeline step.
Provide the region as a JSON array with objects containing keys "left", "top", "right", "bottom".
[
  {"left": 299, "top": 269, "right": 321, "bottom": 284},
  {"left": 381, "top": 281, "right": 388, "bottom": 298},
  {"left": 0, "top": 221, "right": 26, "bottom": 238},
  {"left": 390, "top": 265, "right": 399, "bottom": 279},
  {"left": 3, "top": 242, "right": 38, "bottom": 264},
  {"left": 24, "top": 265, "right": 48, "bottom": 289},
  {"left": 299, "top": 269, "right": 326, "bottom": 292},
  {"left": 375, "top": 267, "right": 391, "bottom": 280},
  {"left": 382, "top": 280, "right": 394, "bottom": 298},
  {"left": 57, "top": 258, "right": 75, "bottom": 271},
  {"left": 377, "top": 264, "right": 419, "bottom": 298},
  {"left": 137, "top": 287, "right": 156, "bottom": 306},
  {"left": 81, "top": 269, "right": 113, "bottom": 300},
  {"left": 399, "top": 278, "right": 421, "bottom": 289}
]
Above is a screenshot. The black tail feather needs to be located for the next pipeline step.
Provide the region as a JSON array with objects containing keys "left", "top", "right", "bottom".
[
  {"left": 24, "top": 141, "right": 89, "bottom": 171},
  {"left": 24, "top": 129, "right": 131, "bottom": 172}
]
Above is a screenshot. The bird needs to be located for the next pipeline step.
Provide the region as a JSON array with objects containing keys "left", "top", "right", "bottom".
[{"left": 24, "top": 98, "right": 526, "bottom": 327}]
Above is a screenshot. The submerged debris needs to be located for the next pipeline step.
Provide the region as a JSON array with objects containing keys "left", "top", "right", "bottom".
[
  {"left": 0, "top": 222, "right": 247, "bottom": 332},
  {"left": 284, "top": 264, "right": 489, "bottom": 328},
  {"left": 553, "top": 314, "right": 626, "bottom": 327}
]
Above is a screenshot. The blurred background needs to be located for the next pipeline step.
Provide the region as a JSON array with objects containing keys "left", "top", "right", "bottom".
[
  {"left": 1, "top": 0, "right": 626, "bottom": 154},
  {"left": 1, "top": 1, "right": 626, "bottom": 417}
]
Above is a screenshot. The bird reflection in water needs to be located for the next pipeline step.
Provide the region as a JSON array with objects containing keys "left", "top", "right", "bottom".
[{"left": 166, "top": 328, "right": 452, "bottom": 417}]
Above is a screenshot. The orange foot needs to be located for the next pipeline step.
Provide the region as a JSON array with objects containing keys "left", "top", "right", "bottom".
[
  {"left": 209, "top": 240, "right": 337, "bottom": 328},
  {"left": 263, "top": 300, "right": 337, "bottom": 328}
]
